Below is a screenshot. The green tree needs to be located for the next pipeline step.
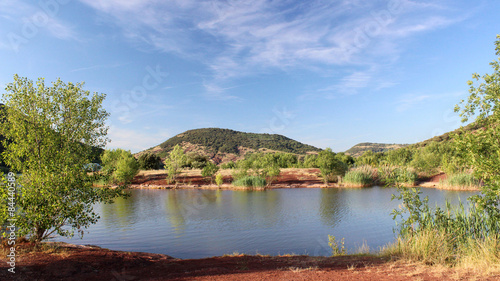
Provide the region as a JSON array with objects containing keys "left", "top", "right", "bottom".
[
  {"left": 0, "top": 75, "right": 126, "bottom": 242},
  {"left": 317, "top": 148, "right": 348, "bottom": 184},
  {"left": 101, "top": 149, "right": 139, "bottom": 184},
  {"left": 164, "top": 144, "right": 187, "bottom": 183},
  {"left": 201, "top": 161, "right": 219, "bottom": 184},
  {"left": 137, "top": 153, "right": 162, "bottom": 170},
  {"left": 453, "top": 34, "right": 500, "bottom": 218}
]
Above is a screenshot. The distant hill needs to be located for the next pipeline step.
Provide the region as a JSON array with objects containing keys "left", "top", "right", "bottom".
[
  {"left": 408, "top": 121, "right": 482, "bottom": 149},
  {"left": 138, "top": 128, "right": 322, "bottom": 163},
  {"left": 344, "top": 142, "right": 408, "bottom": 157},
  {"left": 344, "top": 121, "right": 483, "bottom": 157}
]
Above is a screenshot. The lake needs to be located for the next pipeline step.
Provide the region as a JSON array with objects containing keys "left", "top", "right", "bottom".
[{"left": 56, "top": 187, "right": 477, "bottom": 259}]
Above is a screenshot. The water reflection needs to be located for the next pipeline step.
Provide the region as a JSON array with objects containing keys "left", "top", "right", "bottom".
[
  {"left": 59, "top": 187, "right": 479, "bottom": 259},
  {"left": 319, "top": 189, "right": 348, "bottom": 228}
]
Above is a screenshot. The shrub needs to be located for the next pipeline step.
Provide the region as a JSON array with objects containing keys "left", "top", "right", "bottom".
[
  {"left": 221, "top": 161, "right": 236, "bottom": 169},
  {"left": 202, "top": 162, "right": 219, "bottom": 183},
  {"left": 137, "top": 153, "right": 162, "bottom": 170},
  {"left": 215, "top": 173, "right": 224, "bottom": 186},
  {"left": 232, "top": 176, "right": 266, "bottom": 188}
]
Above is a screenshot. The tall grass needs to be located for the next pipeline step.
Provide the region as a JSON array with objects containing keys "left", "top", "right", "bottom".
[
  {"left": 342, "top": 165, "right": 376, "bottom": 186},
  {"left": 387, "top": 187, "right": 500, "bottom": 271},
  {"left": 232, "top": 176, "right": 267, "bottom": 188},
  {"left": 378, "top": 165, "right": 418, "bottom": 186},
  {"left": 440, "top": 173, "right": 481, "bottom": 190}
]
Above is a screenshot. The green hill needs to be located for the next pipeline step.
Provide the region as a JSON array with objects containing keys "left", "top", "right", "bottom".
[{"left": 138, "top": 128, "right": 321, "bottom": 161}]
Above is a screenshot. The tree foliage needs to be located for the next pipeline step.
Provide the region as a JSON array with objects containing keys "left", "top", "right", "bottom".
[
  {"left": 0, "top": 75, "right": 125, "bottom": 242},
  {"left": 137, "top": 153, "right": 162, "bottom": 170},
  {"left": 201, "top": 161, "right": 219, "bottom": 183},
  {"left": 101, "top": 149, "right": 139, "bottom": 184},
  {"left": 164, "top": 144, "right": 187, "bottom": 183},
  {"left": 316, "top": 148, "right": 348, "bottom": 183},
  {"left": 453, "top": 34, "right": 500, "bottom": 217}
]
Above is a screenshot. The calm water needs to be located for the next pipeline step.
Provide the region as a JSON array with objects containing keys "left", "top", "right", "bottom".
[{"left": 57, "top": 187, "right": 477, "bottom": 259}]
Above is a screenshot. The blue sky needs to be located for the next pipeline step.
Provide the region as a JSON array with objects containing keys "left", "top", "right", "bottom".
[{"left": 1, "top": 0, "right": 499, "bottom": 153}]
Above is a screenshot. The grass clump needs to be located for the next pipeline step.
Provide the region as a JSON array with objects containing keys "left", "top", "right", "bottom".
[
  {"left": 378, "top": 165, "right": 418, "bottom": 186},
  {"left": 232, "top": 175, "right": 267, "bottom": 188},
  {"left": 440, "top": 173, "right": 481, "bottom": 190},
  {"left": 342, "top": 165, "right": 376, "bottom": 186}
]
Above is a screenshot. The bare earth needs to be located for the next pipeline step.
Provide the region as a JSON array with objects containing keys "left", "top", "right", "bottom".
[{"left": 1, "top": 243, "right": 497, "bottom": 281}]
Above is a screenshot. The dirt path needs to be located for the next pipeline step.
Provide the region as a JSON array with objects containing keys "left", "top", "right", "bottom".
[{"left": 1, "top": 243, "right": 496, "bottom": 280}]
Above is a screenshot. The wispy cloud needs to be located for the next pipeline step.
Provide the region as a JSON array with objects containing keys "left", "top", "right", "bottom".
[
  {"left": 396, "top": 94, "right": 432, "bottom": 112},
  {"left": 0, "top": 0, "right": 77, "bottom": 46},
  {"left": 78, "top": 0, "right": 467, "bottom": 98},
  {"left": 70, "top": 62, "right": 131, "bottom": 73}
]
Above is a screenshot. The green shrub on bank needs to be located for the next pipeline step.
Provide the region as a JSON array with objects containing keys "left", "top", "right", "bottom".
[
  {"left": 388, "top": 187, "right": 500, "bottom": 267},
  {"left": 232, "top": 176, "right": 267, "bottom": 188},
  {"left": 342, "top": 166, "right": 376, "bottom": 186}
]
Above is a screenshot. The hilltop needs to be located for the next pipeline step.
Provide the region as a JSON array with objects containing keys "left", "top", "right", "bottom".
[
  {"left": 344, "top": 142, "right": 408, "bottom": 157},
  {"left": 137, "top": 128, "right": 321, "bottom": 163}
]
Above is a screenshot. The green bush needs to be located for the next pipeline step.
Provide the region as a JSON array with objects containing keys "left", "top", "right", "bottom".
[
  {"left": 101, "top": 149, "right": 139, "bottom": 185},
  {"left": 215, "top": 173, "right": 224, "bottom": 186},
  {"left": 221, "top": 161, "right": 236, "bottom": 169},
  {"left": 137, "top": 153, "right": 162, "bottom": 170},
  {"left": 232, "top": 176, "right": 266, "bottom": 187},
  {"left": 202, "top": 161, "right": 219, "bottom": 183}
]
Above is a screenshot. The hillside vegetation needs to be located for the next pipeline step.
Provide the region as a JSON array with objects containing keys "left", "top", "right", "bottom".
[{"left": 141, "top": 128, "right": 321, "bottom": 160}]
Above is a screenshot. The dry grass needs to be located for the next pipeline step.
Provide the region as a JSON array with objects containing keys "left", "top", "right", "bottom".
[{"left": 285, "top": 266, "right": 318, "bottom": 273}]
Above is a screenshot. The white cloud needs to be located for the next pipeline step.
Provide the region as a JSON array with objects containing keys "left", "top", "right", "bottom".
[
  {"left": 107, "top": 126, "right": 171, "bottom": 153},
  {"left": 396, "top": 94, "right": 432, "bottom": 112}
]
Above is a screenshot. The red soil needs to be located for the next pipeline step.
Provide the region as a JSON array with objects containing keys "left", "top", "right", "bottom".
[{"left": 2, "top": 243, "right": 497, "bottom": 281}]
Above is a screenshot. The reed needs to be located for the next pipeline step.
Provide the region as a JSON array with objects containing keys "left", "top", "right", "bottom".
[
  {"left": 440, "top": 173, "right": 481, "bottom": 190},
  {"left": 342, "top": 166, "right": 376, "bottom": 186},
  {"left": 387, "top": 186, "right": 500, "bottom": 270},
  {"left": 232, "top": 175, "right": 267, "bottom": 188}
]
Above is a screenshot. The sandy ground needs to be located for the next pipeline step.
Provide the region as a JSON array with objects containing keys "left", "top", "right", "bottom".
[
  {"left": 130, "top": 168, "right": 479, "bottom": 191},
  {"left": 1, "top": 242, "right": 497, "bottom": 281}
]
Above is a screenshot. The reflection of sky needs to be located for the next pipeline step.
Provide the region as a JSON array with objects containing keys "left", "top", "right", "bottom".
[{"left": 55, "top": 187, "right": 478, "bottom": 259}]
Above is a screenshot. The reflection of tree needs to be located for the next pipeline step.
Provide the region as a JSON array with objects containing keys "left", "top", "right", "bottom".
[
  {"left": 100, "top": 190, "right": 165, "bottom": 230},
  {"left": 100, "top": 192, "right": 136, "bottom": 229},
  {"left": 230, "top": 190, "right": 281, "bottom": 227},
  {"left": 319, "top": 189, "right": 347, "bottom": 227},
  {"left": 164, "top": 190, "right": 219, "bottom": 234}
]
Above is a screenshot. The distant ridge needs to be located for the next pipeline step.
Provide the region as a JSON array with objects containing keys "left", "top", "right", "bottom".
[
  {"left": 137, "top": 128, "right": 321, "bottom": 163},
  {"left": 344, "top": 142, "right": 408, "bottom": 157}
]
